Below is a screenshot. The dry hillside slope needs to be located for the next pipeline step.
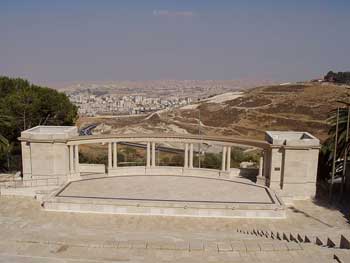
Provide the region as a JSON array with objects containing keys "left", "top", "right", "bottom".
[{"left": 78, "top": 83, "right": 348, "bottom": 142}]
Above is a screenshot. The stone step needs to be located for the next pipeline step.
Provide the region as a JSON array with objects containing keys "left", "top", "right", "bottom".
[
  {"left": 334, "top": 250, "right": 350, "bottom": 262},
  {"left": 340, "top": 235, "right": 350, "bottom": 249},
  {"left": 236, "top": 227, "right": 347, "bottom": 252}
]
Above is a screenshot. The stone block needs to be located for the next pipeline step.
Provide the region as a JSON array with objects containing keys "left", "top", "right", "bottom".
[
  {"left": 272, "top": 242, "right": 288, "bottom": 251},
  {"left": 189, "top": 240, "right": 203, "bottom": 251},
  {"left": 285, "top": 242, "right": 302, "bottom": 251},
  {"left": 244, "top": 241, "right": 260, "bottom": 252},
  {"left": 204, "top": 241, "right": 218, "bottom": 252},
  {"left": 230, "top": 241, "right": 246, "bottom": 252},
  {"left": 217, "top": 242, "right": 232, "bottom": 252},
  {"left": 147, "top": 241, "right": 163, "bottom": 249},
  {"left": 117, "top": 240, "right": 131, "bottom": 249},
  {"left": 160, "top": 241, "right": 176, "bottom": 250},
  {"left": 259, "top": 242, "right": 274, "bottom": 251},
  {"left": 175, "top": 241, "right": 189, "bottom": 251},
  {"left": 327, "top": 238, "right": 336, "bottom": 248},
  {"left": 131, "top": 240, "right": 147, "bottom": 249}
]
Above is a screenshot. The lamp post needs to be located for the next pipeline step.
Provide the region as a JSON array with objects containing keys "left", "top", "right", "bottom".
[{"left": 198, "top": 108, "right": 202, "bottom": 168}]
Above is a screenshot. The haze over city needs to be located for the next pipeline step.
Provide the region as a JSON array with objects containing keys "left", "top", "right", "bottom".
[{"left": 1, "top": 0, "right": 350, "bottom": 86}]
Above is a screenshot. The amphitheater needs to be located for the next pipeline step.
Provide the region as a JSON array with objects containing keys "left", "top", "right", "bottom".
[{"left": 0, "top": 125, "right": 349, "bottom": 262}]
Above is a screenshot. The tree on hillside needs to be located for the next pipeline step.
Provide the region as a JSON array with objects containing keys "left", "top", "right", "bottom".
[
  {"left": 0, "top": 76, "right": 78, "bottom": 171},
  {"left": 324, "top": 71, "right": 350, "bottom": 84},
  {"left": 0, "top": 115, "right": 12, "bottom": 171}
]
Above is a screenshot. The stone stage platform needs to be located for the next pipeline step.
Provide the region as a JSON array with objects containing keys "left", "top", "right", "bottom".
[{"left": 43, "top": 175, "right": 286, "bottom": 218}]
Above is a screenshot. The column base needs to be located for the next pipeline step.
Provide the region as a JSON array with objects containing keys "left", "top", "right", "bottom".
[
  {"left": 68, "top": 173, "right": 81, "bottom": 182},
  {"left": 256, "top": 176, "right": 266, "bottom": 186}
]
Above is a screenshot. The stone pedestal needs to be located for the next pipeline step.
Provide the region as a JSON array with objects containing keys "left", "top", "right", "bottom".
[
  {"left": 19, "top": 126, "right": 78, "bottom": 182},
  {"left": 264, "top": 131, "right": 320, "bottom": 200}
]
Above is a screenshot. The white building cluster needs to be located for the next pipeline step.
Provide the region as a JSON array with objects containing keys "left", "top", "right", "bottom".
[{"left": 68, "top": 94, "right": 192, "bottom": 116}]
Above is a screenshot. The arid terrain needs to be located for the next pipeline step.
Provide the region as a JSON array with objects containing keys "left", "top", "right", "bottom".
[{"left": 78, "top": 82, "right": 349, "bottom": 142}]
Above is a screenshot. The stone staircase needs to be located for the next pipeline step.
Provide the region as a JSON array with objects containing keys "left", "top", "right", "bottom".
[{"left": 237, "top": 228, "right": 350, "bottom": 262}]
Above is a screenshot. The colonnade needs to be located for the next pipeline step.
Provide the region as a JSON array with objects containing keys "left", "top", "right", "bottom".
[{"left": 68, "top": 141, "right": 265, "bottom": 176}]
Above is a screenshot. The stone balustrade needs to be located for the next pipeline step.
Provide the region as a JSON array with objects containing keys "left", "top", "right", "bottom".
[{"left": 66, "top": 136, "right": 256, "bottom": 179}]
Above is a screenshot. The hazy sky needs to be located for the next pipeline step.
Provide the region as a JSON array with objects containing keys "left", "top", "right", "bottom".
[{"left": 1, "top": 0, "right": 350, "bottom": 85}]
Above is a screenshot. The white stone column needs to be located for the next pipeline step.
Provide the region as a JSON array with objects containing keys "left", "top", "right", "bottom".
[
  {"left": 222, "top": 146, "right": 227, "bottom": 171},
  {"left": 226, "top": 146, "right": 231, "bottom": 171},
  {"left": 113, "top": 142, "right": 117, "bottom": 168},
  {"left": 74, "top": 145, "right": 80, "bottom": 175},
  {"left": 258, "top": 156, "right": 263, "bottom": 177},
  {"left": 146, "top": 142, "right": 151, "bottom": 167},
  {"left": 151, "top": 142, "right": 156, "bottom": 167},
  {"left": 184, "top": 143, "right": 189, "bottom": 168},
  {"left": 69, "top": 145, "right": 74, "bottom": 174},
  {"left": 256, "top": 151, "right": 267, "bottom": 186},
  {"left": 108, "top": 142, "right": 112, "bottom": 169},
  {"left": 189, "top": 143, "right": 194, "bottom": 168}
]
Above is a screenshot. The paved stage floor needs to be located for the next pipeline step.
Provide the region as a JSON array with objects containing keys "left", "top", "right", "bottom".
[{"left": 57, "top": 175, "right": 274, "bottom": 204}]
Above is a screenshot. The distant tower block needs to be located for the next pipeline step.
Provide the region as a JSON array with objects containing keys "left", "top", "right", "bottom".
[
  {"left": 264, "top": 131, "right": 320, "bottom": 199},
  {"left": 20, "top": 126, "right": 78, "bottom": 182}
]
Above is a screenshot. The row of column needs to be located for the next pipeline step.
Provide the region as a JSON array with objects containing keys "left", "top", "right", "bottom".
[
  {"left": 184, "top": 143, "right": 194, "bottom": 168},
  {"left": 69, "top": 145, "right": 80, "bottom": 175},
  {"left": 107, "top": 142, "right": 157, "bottom": 168},
  {"left": 70, "top": 142, "right": 233, "bottom": 173},
  {"left": 185, "top": 143, "right": 231, "bottom": 171}
]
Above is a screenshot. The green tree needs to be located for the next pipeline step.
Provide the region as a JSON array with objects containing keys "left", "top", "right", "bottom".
[
  {"left": 0, "top": 76, "right": 78, "bottom": 171},
  {"left": 322, "top": 108, "right": 350, "bottom": 165},
  {"left": 324, "top": 71, "right": 350, "bottom": 84}
]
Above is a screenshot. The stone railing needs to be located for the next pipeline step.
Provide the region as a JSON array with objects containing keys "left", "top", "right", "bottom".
[{"left": 65, "top": 134, "right": 269, "bottom": 181}]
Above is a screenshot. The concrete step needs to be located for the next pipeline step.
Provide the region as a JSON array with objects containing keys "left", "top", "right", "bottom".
[
  {"left": 340, "top": 235, "right": 350, "bottom": 249},
  {"left": 334, "top": 250, "right": 350, "bottom": 263}
]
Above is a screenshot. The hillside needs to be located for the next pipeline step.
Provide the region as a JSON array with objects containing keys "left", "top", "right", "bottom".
[{"left": 78, "top": 82, "right": 349, "bottom": 142}]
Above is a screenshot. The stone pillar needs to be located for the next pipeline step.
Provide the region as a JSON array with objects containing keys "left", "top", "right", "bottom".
[
  {"left": 258, "top": 156, "right": 263, "bottom": 177},
  {"left": 113, "top": 142, "right": 117, "bottom": 168},
  {"left": 74, "top": 145, "right": 80, "bottom": 175},
  {"left": 184, "top": 143, "right": 189, "bottom": 168},
  {"left": 108, "top": 142, "right": 112, "bottom": 169},
  {"left": 69, "top": 145, "right": 74, "bottom": 174},
  {"left": 21, "top": 141, "right": 32, "bottom": 180},
  {"left": 226, "top": 146, "right": 231, "bottom": 171},
  {"left": 256, "top": 152, "right": 266, "bottom": 186},
  {"left": 151, "top": 142, "right": 156, "bottom": 167},
  {"left": 146, "top": 142, "right": 151, "bottom": 167},
  {"left": 222, "top": 146, "right": 227, "bottom": 171},
  {"left": 189, "top": 143, "right": 194, "bottom": 168}
]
